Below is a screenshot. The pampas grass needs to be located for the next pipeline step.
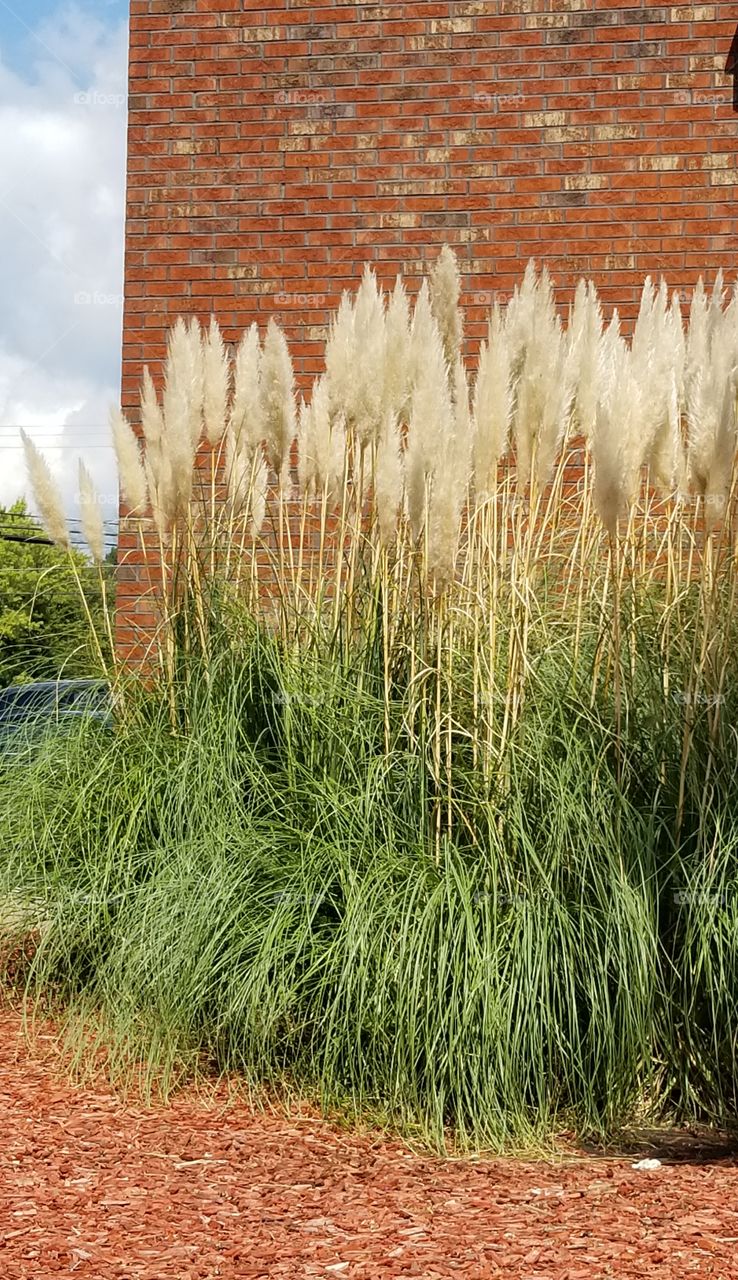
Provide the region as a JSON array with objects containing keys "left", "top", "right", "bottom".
[
  {"left": 406, "top": 317, "right": 451, "bottom": 539},
  {"left": 325, "top": 291, "right": 356, "bottom": 426},
  {"left": 20, "top": 431, "right": 70, "bottom": 549},
  {"left": 384, "top": 276, "right": 412, "bottom": 420},
  {"left": 110, "top": 408, "right": 148, "bottom": 516},
  {"left": 430, "top": 242, "right": 464, "bottom": 368},
  {"left": 21, "top": 244, "right": 738, "bottom": 721},
  {"left": 427, "top": 362, "right": 471, "bottom": 587},
  {"left": 261, "top": 318, "right": 296, "bottom": 482},
  {"left": 77, "top": 462, "right": 105, "bottom": 566},
  {"left": 472, "top": 303, "right": 511, "bottom": 498},
  {"left": 23, "top": 246, "right": 738, "bottom": 711},
  {"left": 230, "top": 323, "right": 263, "bottom": 452},
  {"left": 162, "top": 319, "right": 199, "bottom": 514},
  {"left": 351, "top": 264, "right": 386, "bottom": 447},
  {"left": 14, "top": 247, "right": 738, "bottom": 1148},
  {"left": 375, "top": 410, "right": 404, "bottom": 545},
  {"left": 203, "top": 317, "right": 230, "bottom": 447}
]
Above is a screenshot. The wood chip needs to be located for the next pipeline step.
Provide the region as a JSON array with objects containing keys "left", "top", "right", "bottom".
[{"left": 1, "top": 1006, "right": 737, "bottom": 1278}]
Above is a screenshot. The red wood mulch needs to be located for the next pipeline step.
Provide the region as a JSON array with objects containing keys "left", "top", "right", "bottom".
[{"left": 2, "top": 1010, "right": 738, "bottom": 1279}]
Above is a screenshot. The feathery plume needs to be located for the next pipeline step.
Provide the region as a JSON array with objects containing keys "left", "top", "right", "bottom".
[
  {"left": 225, "top": 430, "right": 254, "bottom": 516},
  {"left": 140, "top": 367, "right": 175, "bottom": 534},
  {"left": 250, "top": 453, "right": 269, "bottom": 537},
  {"left": 643, "top": 285, "right": 685, "bottom": 496},
  {"left": 203, "top": 317, "right": 231, "bottom": 446},
  {"left": 685, "top": 279, "right": 731, "bottom": 504},
  {"left": 427, "top": 370, "right": 472, "bottom": 586},
  {"left": 704, "top": 371, "right": 738, "bottom": 529},
  {"left": 297, "top": 396, "right": 313, "bottom": 496},
  {"left": 384, "top": 276, "right": 412, "bottom": 421},
  {"left": 162, "top": 319, "right": 198, "bottom": 514},
  {"left": 685, "top": 278, "right": 709, "bottom": 409},
  {"left": 330, "top": 414, "right": 347, "bottom": 507},
  {"left": 669, "top": 290, "right": 686, "bottom": 410},
  {"left": 144, "top": 456, "right": 172, "bottom": 538},
  {"left": 569, "top": 280, "right": 602, "bottom": 438},
  {"left": 261, "top": 318, "right": 296, "bottom": 481},
  {"left": 78, "top": 461, "right": 105, "bottom": 564},
  {"left": 452, "top": 357, "right": 471, "bottom": 434},
  {"left": 230, "top": 323, "right": 263, "bottom": 451},
  {"left": 352, "top": 264, "right": 386, "bottom": 446},
  {"left": 140, "top": 367, "right": 164, "bottom": 454},
  {"left": 536, "top": 327, "right": 575, "bottom": 488},
  {"left": 297, "top": 381, "right": 340, "bottom": 502},
  {"left": 408, "top": 280, "right": 437, "bottom": 392},
  {"left": 429, "top": 244, "right": 464, "bottom": 368},
  {"left": 686, "top": 368, "right": 712, "bottom": 497},
  {"left": 649, "top": 369, "right": 684, "bottom": 498},
  {"left": 472, "top": 303, "right": 511, "bottom": 497},
  {"left": 708, "top": 269, "right": 726, "bottom": 342},
  {"left": 405, "top": 321, "right": 451, "bottom": 537},
  {"left": 591, "top": 314, "right": 645, "bottom": 533},
  {"left": 505, "top": 259, "right": 540, "bottom": 384},
  {"left": 311, "top": 375, "right": 342, "bottom": 499},
  {"left": 185, "top": 317, "right": 205, "bottom": 447},
  {"left": 512, "top": 263, "right": 562, "bottom": 487},
  {"left": 724, "top": 280, "right": 738, "bottom": 348},
  {"left": 375, "top": 410, "right": 404, "bottom": 545},
  {"left": 325, "top": 291, "right": 356, "bottom": 425},
  {"left": 20, "top": 431, "right": 69, "bottom": 549},
  {"left": 110, "top": 407, "right": 148, "bottom": 515},
  {"left": 686, "top": 318, "right": 736, "bottom": 527},
  {"left": 226, "top": 324, "right": 264, "bottom": 517}
]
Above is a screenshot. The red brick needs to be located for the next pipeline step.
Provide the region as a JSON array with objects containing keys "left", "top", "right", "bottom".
[{"left": 118, "top": 0, "right": 738, "bottom": 657}]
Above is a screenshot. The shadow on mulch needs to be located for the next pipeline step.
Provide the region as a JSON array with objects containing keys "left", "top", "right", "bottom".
[
  {"left": 583, "top": 1126, "right": 738, "bottom": 1166},
  {"left": 4, "top": 927, "right": 738, "bottom": 1169}
]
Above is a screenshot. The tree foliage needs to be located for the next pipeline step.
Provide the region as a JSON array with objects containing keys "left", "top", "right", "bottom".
[{"left": 0, "top": 501, "right": 108, "bottom": 687}]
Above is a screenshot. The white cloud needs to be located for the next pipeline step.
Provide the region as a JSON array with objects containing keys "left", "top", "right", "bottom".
[{"left": 0, "top": 3, "right": 127, "bottom": 524}]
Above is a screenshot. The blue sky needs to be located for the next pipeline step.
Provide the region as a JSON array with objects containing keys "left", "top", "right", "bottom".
[
  {"left": 0, "top": 0, "right": 127, "bottom": 69},
  {"left": 0, "top": 0, "right": 128, "bottom": 517}
]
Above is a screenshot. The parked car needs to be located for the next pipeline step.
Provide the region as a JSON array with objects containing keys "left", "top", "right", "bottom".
[{"left": 0, "top": 679, "right": 112, "bottom": 757}]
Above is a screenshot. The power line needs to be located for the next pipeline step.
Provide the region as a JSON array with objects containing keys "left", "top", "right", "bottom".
[
  {"left": 0, "top": 536, "right": 119, "bottom": 546},
  {"left": 0, "top": 513, "right": 120, "bottom": 528},
  {"left": 0, "top": 563, "right": 118, "bottom": 572},
  {"left": 0, "top": 531, "right": 54, "bottom": 547},
  {"left": 0, "top": 430, "right": 112, "bottom": 439},
  {"left": 0, "top": 444, "right": 115, "bottom": 450},
  {"left": 0, "top": 430, "right": 112, "bottom": 436},
  {"left": 0, "top": 522, "right": 119, "bottom": 532}
]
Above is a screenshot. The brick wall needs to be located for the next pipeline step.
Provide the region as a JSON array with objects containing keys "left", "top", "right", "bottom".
[{"left": 119, "top": 0, "right": 737, "bottom": 654}]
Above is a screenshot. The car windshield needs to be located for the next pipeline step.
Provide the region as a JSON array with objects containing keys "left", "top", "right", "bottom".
[
  {"left": 0, "top": 685, "right": 55, "bottom": 718},
  {"left": 0, "top": 681, "right": 109, "bottom": 723},
  {"left": 56, "top": 683, "right": 109, "bottom": 713}
]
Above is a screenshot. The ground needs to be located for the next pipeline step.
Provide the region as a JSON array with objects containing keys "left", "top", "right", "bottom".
[{"left": 2, "top": 1009, "right": 738, "bottom": 1279}]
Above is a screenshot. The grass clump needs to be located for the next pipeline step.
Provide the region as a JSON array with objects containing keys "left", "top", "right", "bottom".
[{"left": 4, "top": 249, "right": 738, "bottom": 1149}]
